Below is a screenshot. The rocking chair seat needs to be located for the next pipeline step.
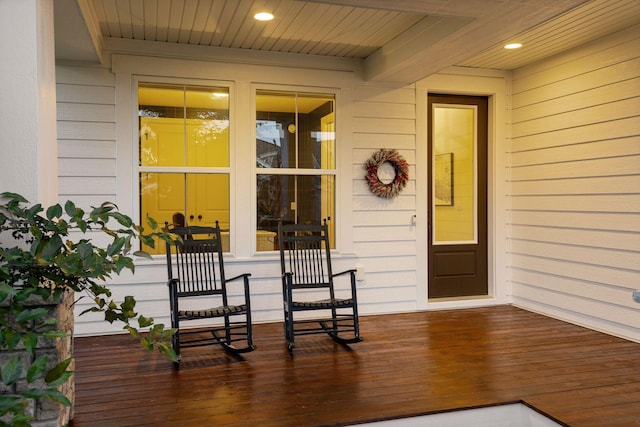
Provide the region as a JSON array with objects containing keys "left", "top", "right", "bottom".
[
  {"left": 179, "top": 304, "right": 248, "bottom": 320},
  {"left": 292, "top": 298, "right": 353, "bottom": 309}
]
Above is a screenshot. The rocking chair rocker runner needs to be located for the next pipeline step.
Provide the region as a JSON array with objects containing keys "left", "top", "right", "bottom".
[
  {"left": 278, "top": 221, "right": 362, "bottom": 350},
  {"left": 165, "top": 223, "right": 255, "bottom": 365}
]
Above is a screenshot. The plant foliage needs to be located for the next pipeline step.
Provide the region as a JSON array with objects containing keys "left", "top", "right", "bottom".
[{"left": 0, "top": 192, "right": 177, "bottom": 426}]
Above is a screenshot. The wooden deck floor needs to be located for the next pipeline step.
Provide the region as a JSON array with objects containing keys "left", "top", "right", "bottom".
[{"left": 69, "top": 305, "right": 640, "bottom": 426}]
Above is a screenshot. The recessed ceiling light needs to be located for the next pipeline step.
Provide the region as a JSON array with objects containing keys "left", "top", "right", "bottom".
[
  {"left": 504, "top": 43, "right": 523, "bottom": 50},
  {"left": 254, "top": 12, "right": 274, "bottom": 21}
]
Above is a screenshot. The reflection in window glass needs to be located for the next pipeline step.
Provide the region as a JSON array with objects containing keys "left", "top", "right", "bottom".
[
  {"left": 256, "top": 174, "right": 335, "bottom": 246},
  {"left": 256, "top": 90, "right": 336, "bottom": 249},
  {"left": 138, "top": 83, "right": 230, "bottom": 253}
]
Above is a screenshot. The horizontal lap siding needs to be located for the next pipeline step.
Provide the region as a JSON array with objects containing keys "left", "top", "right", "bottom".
[
  {"left": 56, "top": 66, "right": 116, "bottom": 206},
  {"left": 56, "top": 65, "right": 123, "bottom": 335},
  {"left": 352, "top": 84, "right": 417, "bottom": 314},
  {"left": 58, "top": 65, "right": 421, "bottom": 334},
  {"left": 510, "top": 25, "right": 640, "bottom": 342}
]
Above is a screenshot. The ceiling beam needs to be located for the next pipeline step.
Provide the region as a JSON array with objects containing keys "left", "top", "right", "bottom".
[
  {"left": 356, "top": 0, "right": 591, "bottom": 82},
  {"left": 304, "top": 0, "right": 588, "bottom": 16}
]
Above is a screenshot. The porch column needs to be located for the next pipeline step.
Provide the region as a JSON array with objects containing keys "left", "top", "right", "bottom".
[{"left": 0, "top": 0, "right": 57, "bottom": 206}]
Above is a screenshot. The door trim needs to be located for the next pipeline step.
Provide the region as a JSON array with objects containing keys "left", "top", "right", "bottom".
[{"left": 414, "top": 71, "right": 511, "bottom": 310}]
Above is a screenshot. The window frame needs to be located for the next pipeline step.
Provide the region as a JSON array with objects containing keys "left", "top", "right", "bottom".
[
  {"left": 115, "top": 60, "right": 354, "bottom": 261},
  {"left": 132, "top": 76, "right": 236, "bottom": 253},
  {"left": 251, "top": 84, "right": 341, "bottom": 254}
]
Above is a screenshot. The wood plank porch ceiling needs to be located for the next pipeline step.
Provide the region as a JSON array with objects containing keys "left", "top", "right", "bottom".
[{"left": 55, "top": 0, "right": 640, "bottom": 83}]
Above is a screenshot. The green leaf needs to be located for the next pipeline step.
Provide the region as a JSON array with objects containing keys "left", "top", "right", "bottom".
[
  {"left": 40, "top": 235, "right": 63, "bottom": 259},
  {"left": 157, "top": 342, "right": 179, "bottom": 362},
  {"left": 1, "top": 356, "right": 23, "bottom": 386},
  {"left": 105, "top": 310, "right": 118, "bottom": 323},
  {"left": 27, "top": 355, "right": 48, "bottom": 383},
  {"left": 22, "top": 388, "right": 72, "bottom": 406},
  {"left": 111, "top": 212, "right": 133, "bottom": 227},
  {"left": 124, "top": 325, "right": 139, "bottom": 338},
  {"left": 77, "top": 241, "right": 93, "bottom": 259},
  {"left": 162, "top": 328, "right": 177, "bottom": 339},
  {"left": 1, "top": 329, "right": 21, "bottom": 351},
  {"left": 140, "top": 336, "right": 154, "bottom": 352},
  {"left": 44, "top": 357, "right": 73, "bottom": 385},
  {"left": 146, "top": 216, "right": 158, "bottom": 229},
  {"left": 64, "top": 200, "right": 77, "bottom": 217},
  {"left": 55, "top": 218, "right": 69, "bottom": 234},
  {"left": 46, "top": 204, "right": 63, "bottom": 220},
  {"left": 121, "top": 296, "right": 136, "bottom": 313},
  {"left": 23, "top": 333, "right": 38, "bottom": 355},
  {"left": 0, "top": 395, "right": 24, "bottom": 413},
  {"left": 133, "top": 250, "right": 152, "bottom": 260},
  {"left": 0, "top": 282, "right": 17, "bottom": 303},
  {"left": 15, "top": 307, "right": 48, "bottom": 323},
  {"left": 46, "top": 369, "right": 74, "bottom": 388},
  {"left": 1, "top": 192, "right": 28, "bottom": 203},
  {"left": 137, "top": 315, "right": 153, "bottom": 328},
  {"left": 107, "top": 237, "right": 126, "bottom": 256},
  {"left": 27, "top": 204, "right": 43, "bottom": 218},
  {"left": 47, "top": 389, "right": 73, "bottom": 406},
  {"left": 41, "top": 330, "right": 69, "bottom": 339}
]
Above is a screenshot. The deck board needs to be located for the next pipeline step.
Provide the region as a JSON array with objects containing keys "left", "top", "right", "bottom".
[{"left": 69, "top": 306, "right": 640, "bottom": 426}]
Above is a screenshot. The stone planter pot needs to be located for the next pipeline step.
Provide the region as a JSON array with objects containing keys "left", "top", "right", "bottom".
[{"left": 0, "top": 289, "right": 75, "bottom": 426}]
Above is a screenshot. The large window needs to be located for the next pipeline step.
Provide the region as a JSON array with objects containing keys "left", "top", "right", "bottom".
[
  {"left": 256, "top": 90, "right": 336, "bottom": 249},
  {"left": 138, "top": 83, "right": 231, "bottom": 253},
  {"left": 136, "top": 84, "right": 337, "bottom": 255}
]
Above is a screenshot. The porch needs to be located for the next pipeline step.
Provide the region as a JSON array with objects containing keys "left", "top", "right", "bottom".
[{"left": 70, "top": 305, "right": 640, "bottom": 426}]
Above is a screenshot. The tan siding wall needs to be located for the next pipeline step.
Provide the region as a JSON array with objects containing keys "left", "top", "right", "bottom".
[
  {"left": 510, "top": 24, "right": 640, "bottom": 342},
  {"left": 56, "top": 66, "right": 116, "bottom": 206},
  {"left": 352, "top": 83, "right": 418, "bottom": 313}
]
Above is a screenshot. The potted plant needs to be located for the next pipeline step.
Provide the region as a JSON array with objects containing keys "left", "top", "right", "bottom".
[{"left": 0, "top": 192, "right": 176, "bottom": 426}]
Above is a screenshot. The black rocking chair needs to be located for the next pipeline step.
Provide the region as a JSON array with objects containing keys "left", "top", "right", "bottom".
[
  {"left": 165, "top": 223, "right": 255, "bottom": 366},
  {"left": 278, "top": 220, "right": 362, "bottom": 350}
]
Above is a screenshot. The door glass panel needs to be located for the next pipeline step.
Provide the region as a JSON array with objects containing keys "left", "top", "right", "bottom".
[{"left": 432, "top": 104, "right": 477, "bottom": 244}]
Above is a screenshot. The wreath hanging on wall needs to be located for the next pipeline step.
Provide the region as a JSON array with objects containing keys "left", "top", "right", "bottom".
[{"left": 364, "top": 148, "right": 409, "bottom": 198}]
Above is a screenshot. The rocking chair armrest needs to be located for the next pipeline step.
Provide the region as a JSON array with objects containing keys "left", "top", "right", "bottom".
[
  {"left": 332, "top": 269, "right": 356, "bottom": 278},
  {"left": 333, "top": 269, "right": 358, "bottom": 299},
  {"left": 167, "top": 278, "right": 180, "bottom": 289},
  {"left": 225, "top": 273, "right": 252, "bottom": 283},
  {"left": 225, "top": 273, "right": 252, "bottom": 306}
]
